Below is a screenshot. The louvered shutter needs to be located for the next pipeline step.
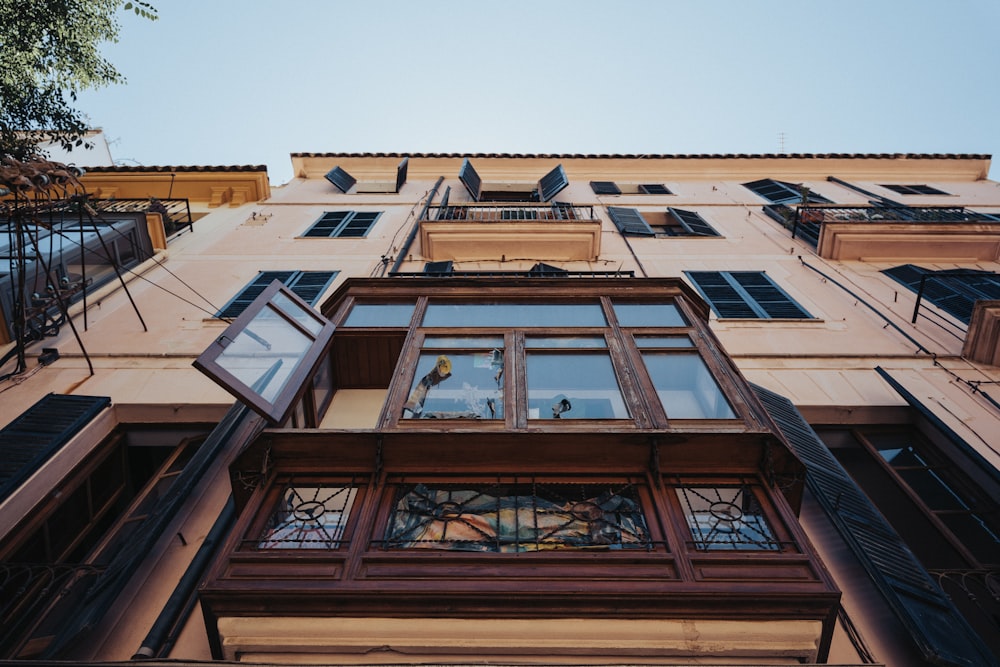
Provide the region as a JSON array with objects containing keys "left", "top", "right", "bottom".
[
  {"left": 336, "top": 212, "right": 379, "bottom": 237},
  {"left": 668, "top": 208, "right": 720, "bottom": 237},
  {"left": 287, "top": 271, "right": 337, "bottom": 305},
  {"left": 729, "top": 272, "right": 811, "bottom": 319},
  {"left": 436, "top": 186, "right": 452, "bottom": 219},
  {"left": 638, "top": 184, "right": 671, "bottom": 195},
  {"left": 303, "top": 211, "right": 350, "bottom": 237},
  {"left": 537, "top": 164, "right": 569, "bottom": 202},
  {"left": 458, "top": 158, "right": 482, "bottom": 202},
  {"left": 218, "top": 271, "right": 296, "bottom": 318},
  {"left": 607, "top": 207, "right": 654, "bottom": 236},
  {"left": 0, "top": 394, "right": 111, "bottom": 502},
  {"left": 324, "top": 166, "right": 356, "bottom": 193},
  {"left": 752, "top": 384, "right": 996, "bottom": 667},
  {"left": 686, "top": 271, "right": 759, "bottom": 318},
  {"left": 590, "top": 181, "right": 621, "bottom": 195},
  {"left": 883, "top": 265, "right": 1000, "bottom": 325},
  {"left": 395, "top": 157, "right": 409, "bottom": 193}
]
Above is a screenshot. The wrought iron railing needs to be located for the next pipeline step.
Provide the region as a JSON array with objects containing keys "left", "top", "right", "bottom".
[
  {"left": 1, "top": 196, "right": 194, "bottom": 236},
  {"left": 928, "top": 568, "right": 1000, "bottom": 657},
  {"left": 422, "top": 203, "right": 598, "bottom": 222},
  {"left": 763, "top": 204, "right": 1000, "bottom": 249},
  {"left": 393, "top": 270, "right": 635, "bottom": 278}
]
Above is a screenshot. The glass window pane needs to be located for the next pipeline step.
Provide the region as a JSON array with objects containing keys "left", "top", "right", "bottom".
[
  {"left": 217, "top": 305, "right": 312, "bottom": 403},
  {"left": 383, "top": 481, "right": 651, "bottom": 552},
  {"left": 634, "top": 335, "right": 694, "bottom": 348},
  {"left": 272, "top": 292, "right": 323, "bottom": 335},
  {"left": 343, "top": 303, "right": 415, "bottom": 327},
  {"left": 403, "top": 351, "right": 504, "bottom": 419},
  {"left": 676, "top": 486, "right": 780, "bottom": 551},
  {"left": 423, "top": 303, "right": 606, "bottom": 328},
  {"left": 258, "top": 486, "right": 358, "bottom": 549},
  {"left": 526, "top": 352, "right": 629, "bottom": 419},
  {"left": 614, "top": 303, "right": 686, "bottom": 327},
  {"left": 938, "top": 513, "right": 1000, "bottom": 564},
  {"left": 642, "top": 352, "right": 736, "bottom": 419},
  {"left": 526, "top": 336, "right": 607, "bottom": 349},
  {"left": 422, "top": 336, "right": 504, "bottom": 348}
]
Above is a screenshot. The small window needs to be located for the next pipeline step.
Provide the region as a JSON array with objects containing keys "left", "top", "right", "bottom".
[
  {"left": 590, "top": 182, "right": 673, "bottom": 195},
  {"left": 666, "top": 208, "right": 720, "bottom": 237},
  {"left": 383, "top": 480, "right": 651, "bottom": 552},
  {"left": 743, "top": 179, "right": 831, "bottom": 205},
  {"left": 257, "top": 484, "right": 359, "bottom": 549},
  {"left": 881, "top": 184, "right": 950, "bottom": 196},
  {"left": 217, "top": 271, "right": 338, "bottom": 319},
  {"left": 614, "top": 302, "right": 687, "bottom": 327},
  {"left": 685, "top": 271, "right": 813, "bottom": 320},
  {"left": 590, "top": 181, "right": 621, "bottom": 196},
  {"left": 674, "top": 484, "right": 781, "bottom": 551},
  {"left": 640, "top": 348, "right": 735, "bottom": 419},
  {"left": 302, "top": 211, "right": 381, "bottom": 238},
  {"left": 423, "top": 302, "right": 606, "bottom": 328},
  {"left": 638, "top": 184, "right": 672, "bottom": 195},
  {"left": 341, "top": 302, "right": 416, "bottom": 328},
  {"left": 608, "top": 207, "right": 719, "bottom": 238}
]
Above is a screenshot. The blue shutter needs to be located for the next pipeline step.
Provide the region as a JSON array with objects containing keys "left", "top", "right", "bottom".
[
  {"left": 458, "top": 158, "right": 482, "bottom": 202},
  {"left": 686, "top": 271, "right": 759, "bottom": 318},
  {"left": 0, "top": 394, "right": 111, "bottom": 502},
  {"left": 324, "top": 166, "right": 356, "bottom": 193},
  {"left": 668, "top": 208, "right": 719, "bottom": 237},
  {"left": 607, "top": 207, "right": 654, "bottom": 236},
  {"left": 218, "top": 271, "right": 297, "bottom": 319},
  {"left": 752, "top": 384, "right": 996, "bottom": 667},
  {"left": 883, "top": 265, "right": 1000, "bottom": 325},
  {"left": 729, "top": 272, "right": 811, "bottom": 319},
  {"left": 395, "top": 157, "right": 409, "bottom": 193},
  {"left": 529, "top": 263, "right": 568, "bottom": 276},
  {"left": 537, "top": 164, "right": 569, "bottom": 202},
  {"left": 303, "top": 211, "right": 350, "bottom": 238},
  {"left": 287, "top": 271, "right": 337, "bottom": 305},
  {"left": 590, "top": 181, "right": 621, "bottom": 195},
  {"left": 638, "top": 184, "right": 671, "bottom": 195}
]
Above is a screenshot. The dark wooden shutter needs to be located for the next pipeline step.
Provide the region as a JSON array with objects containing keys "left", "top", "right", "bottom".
[
  {"left": 218, "top": 271, "right": 296, "bottom": 318},
  {"left": 0, "top": 394, "right": 111, "bottom": 502},
  {"left": 752, "top": 384, "right": 996, "bottom": 667},
  {"left": 883, "top": 265, "right": 1000, "bottom": 325},
  {"left": 458, "top": 158, "right": 482, "bottom": 202},
  {"left": 607, "top": 207, "right": 654, "bottom": 236},
  {"left": 638, "top": 183, "right": 671, "bottom": 195},
  {"left": 686, "top": 271, "right": 759, "bottom": 318},
  {"left": 529, "top": 262, "right": 568, "bottom": 276},
  {"left": 669, "top": 208, "right": 719, "bottom": 237},
  {"left": 729, "top": 272, "right": 811, "bottom": 319},
  {"left": 590, "top": 181, "right": 621, "bottom": 195},
  {"left": 395, "top": 157, "right": 409, "bottom": 193},
  {"left": 287, "top": 271, "right": 337, "bottom": 305},
  {"left": 324, "top": 166, "right": 356, "bottom": 193},
  {"left": 336, "top": 212, "right": 379, "bottom": 237},
  {"left": 537, "top": 164, "right": 569, "bottom": 202}
]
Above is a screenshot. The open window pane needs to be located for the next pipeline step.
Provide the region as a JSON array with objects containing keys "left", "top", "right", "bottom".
[
  {"left": 676, "top": 486, "right": 781, "bottom": 551},
  {"left": 403, "top": 349, "right": 504, "bottom": 420},
  {"left": 527, "top": 352, "right": 629, "bottom": 419},
  {"left": 383, "top": 481, "right": 650, "bottom": 552},
  {"left": 642, "top": 352, "right": 735, "bottom": 419}
]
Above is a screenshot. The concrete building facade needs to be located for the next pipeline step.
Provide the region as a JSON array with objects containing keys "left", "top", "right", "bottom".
[{"left": 1, "top": 153, "right": 998, "bottom": 666}]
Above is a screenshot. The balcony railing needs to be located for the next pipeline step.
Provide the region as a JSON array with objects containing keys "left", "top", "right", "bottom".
[
  {"left": 763, "top": 204, "right": 1000, "bottom": 249},
  {"left": 2, "top": 196, "right": 194, "bottom": 236},
  {"left": 423, "top": 203, "right": 598, "bottom": 222}
]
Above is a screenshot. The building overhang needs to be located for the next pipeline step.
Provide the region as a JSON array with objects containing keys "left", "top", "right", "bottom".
[
  {"left": 816, "top": 222, "right": 1000, "bottom": 261},
  {"left": 79, "top": 166, "right": 271, "bottom": 208}
]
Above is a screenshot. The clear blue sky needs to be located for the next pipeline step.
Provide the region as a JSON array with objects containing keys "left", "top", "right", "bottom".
[{"left": 77, "top": 0, "right": 1000, "bottom": 185}]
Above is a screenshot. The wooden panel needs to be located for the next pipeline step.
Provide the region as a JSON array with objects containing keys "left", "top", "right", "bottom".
[
  {"left": 359, "top": 556, "right": 678, "bottom": 581},
  {"left": 330, "top": 332, "right": 405, "bottom": 389},
  {"left": 691, "top": 558, "right": 819, "bottom": 582}
]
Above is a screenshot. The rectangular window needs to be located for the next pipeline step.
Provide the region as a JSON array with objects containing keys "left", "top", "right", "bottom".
[
  {"left": 402, "top": 338, "right": 505, "bottom": 420},
  {"left": 674, "top": 484, "right": 781, "bottom": 551},
  {"left": 382, "top": 479, "right": 651, "bottom": 552},
  {"left": 257, "top": 484, "right": 360, "bottom": 549},
  {"left": 590, "top": 181, "right": 621, "bottom": 195},
  {"left": 342, "top": 302, "right": 416, "bottom": 328},
  {"left": 302, "top": 211, "right": 381, "bottom": 238},
  {"left": 883, "top": 264, "right": 1000, "bottom": 325},
  {"left": 641, "top": 350, "right": 735, "bottom": 419},
  {"left": 526, "top": 338, "right": 629, "bottom": 420},
  {"left": 743, "top": 179, "right": 831, "bottom": 205},
  {"left": 608, "top": 207, "right": 719, "bottom": 238},
  {"left": 881, "top": 184, "right": 950, "bottom": 196},
  {"left": 423, "top": 302, "right": 606, "bottom": 328},
  {"left": 216, "top": 270, "right": 338, "bottom": 319},
  {"left": 590, "top": 182, "right": 673, "bottom": 195},
  {"left": 685, "top": 271, "right": 813, "bottom": 319}
]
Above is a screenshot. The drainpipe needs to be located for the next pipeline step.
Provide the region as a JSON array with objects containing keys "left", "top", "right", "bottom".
[
  {"left": 389, "top": 176, "right": 444, "bottom": 275},
  {"left": 132, "top": 495, "right": 236, "bottom": 660}
]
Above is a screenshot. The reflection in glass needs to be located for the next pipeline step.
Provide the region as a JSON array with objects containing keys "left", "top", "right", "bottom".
[
  {"left": 423, "top": 303, "right": 606, "bottom": 328},
  {"left": 614, "top": 302, "right": 686, "bottom": 327},
  {"left": 525, "top": 336, "right": 606, "bottom": 349},
  {"left": 642, "top": 352, "right": 735, "bottom": 419},
  {"left": 526, "top": 353, "right": 628, "bottom": 419},
  {"left": 217, "top": 305, "right": 312, "bottom": 403},
  {"left": 273, "top": 292, "right": 322, "bottom": 334},
  {"left": 676, "top": 486, "right": 780, "bottom": 551},
  {"left": 258, "top": 486, "right": 358, "bottom": 549},
  {"left": 634, "top": 335, "right": 693, "bottom": 348},
  {"left": 343, "top": 303, "right": 416, "bottom": 327},
  {"left": 384, "top": 482, "right": 650, "bottom": 552},
  {"left": 403, "top": 350, "right": 504, "bottom": 419}
]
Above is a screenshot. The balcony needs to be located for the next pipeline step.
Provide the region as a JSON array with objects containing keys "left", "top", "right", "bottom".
[
  {"left": 419, "top": 203, "right": 602, "bottom": 262},
  {"left": 763, "top": 204, "right": 1000, "bottom": 261}
]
